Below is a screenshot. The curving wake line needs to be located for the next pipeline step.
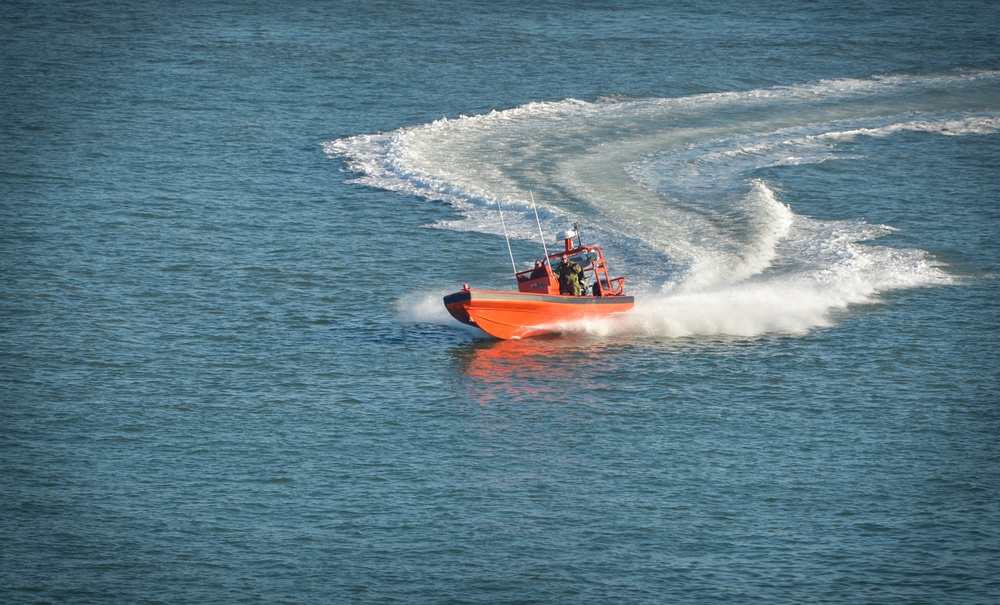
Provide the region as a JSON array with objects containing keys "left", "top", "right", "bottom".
[{"left": 327, "top": 71, "right": 1000, "bottom": 338}]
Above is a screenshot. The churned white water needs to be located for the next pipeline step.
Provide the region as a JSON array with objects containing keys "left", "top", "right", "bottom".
[{"left": 329, "top": 73, "right": 994, "bottom": 338}]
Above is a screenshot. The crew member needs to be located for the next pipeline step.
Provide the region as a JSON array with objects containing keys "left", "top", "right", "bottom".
[
  {"left": 557, "top": 253, "right": 584, "bottom": 296},
  {"left": 529, "top": 259, "right": 548, "bottom": 279}
]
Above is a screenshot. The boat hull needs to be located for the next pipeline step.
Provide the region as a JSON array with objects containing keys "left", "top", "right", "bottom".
[{"left": 444, "top": 289, "right": 634, "bottom": 339}]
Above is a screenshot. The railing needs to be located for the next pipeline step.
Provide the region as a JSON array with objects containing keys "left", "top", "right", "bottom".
[{"left": 514, "top": 248, "right": 627, "bottom": 297}]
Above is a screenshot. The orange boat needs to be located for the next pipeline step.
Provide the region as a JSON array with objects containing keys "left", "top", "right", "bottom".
[{"left": 444, "top": 229, "right": 634, "bottom": 339}]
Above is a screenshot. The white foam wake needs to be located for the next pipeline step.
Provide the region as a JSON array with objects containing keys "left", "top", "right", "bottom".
[{"left": 327, "top": 71, "right": 997, "bottom": 338}]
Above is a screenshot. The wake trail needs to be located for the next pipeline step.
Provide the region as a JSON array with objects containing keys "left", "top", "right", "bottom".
[{"left": 328, "top": 71, "right": 997, "bottom": 338}]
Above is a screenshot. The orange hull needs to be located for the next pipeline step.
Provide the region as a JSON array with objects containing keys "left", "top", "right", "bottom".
[{"left": 444, "top": 288, "right": 634, "bottom": 339}]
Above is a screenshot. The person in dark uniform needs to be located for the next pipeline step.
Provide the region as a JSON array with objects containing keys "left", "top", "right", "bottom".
[
  {"left": 557, "top": 253, "right": 584, "bottom": 295},
  {"left": 529, "top": 259, "right": 548, "bottom": 279}
]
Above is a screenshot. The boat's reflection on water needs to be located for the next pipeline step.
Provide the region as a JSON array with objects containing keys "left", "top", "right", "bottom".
[{"left": 449, "top": 335, "right": 623, "bottom": 405}]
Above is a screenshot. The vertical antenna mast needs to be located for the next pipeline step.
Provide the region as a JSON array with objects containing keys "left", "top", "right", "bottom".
[
  {"left": 497, "top": 198, "right": 518, "bottom": 276},
  {"left": 530, "top": 191, "right": 550, "bottom": 264}
]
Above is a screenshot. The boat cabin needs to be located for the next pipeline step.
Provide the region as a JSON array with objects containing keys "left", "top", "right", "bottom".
[{"left": 514, "top": 230, "right": 627, "bottom": 297}]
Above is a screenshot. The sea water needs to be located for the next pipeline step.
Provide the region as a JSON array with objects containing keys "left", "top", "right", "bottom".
[{"left": 2, "top": 1, "right": 999, "bottom": 603}]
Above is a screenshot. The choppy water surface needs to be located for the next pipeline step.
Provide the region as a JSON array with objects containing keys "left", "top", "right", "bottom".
[{"left": 2, "top": 1, "right": 999, "bottom": 603}]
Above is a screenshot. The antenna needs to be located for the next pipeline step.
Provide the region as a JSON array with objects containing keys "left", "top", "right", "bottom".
[
  {"left": 497, "top": 198, "right": 518, "bottom": 276},
  {"left": 530, "top": 191, "right": 551, "bottom": 265}
]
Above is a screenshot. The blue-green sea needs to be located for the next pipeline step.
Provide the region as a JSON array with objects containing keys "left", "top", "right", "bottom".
[{"left": 3, "top": 1, "right": 999, "bottom": 603}]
